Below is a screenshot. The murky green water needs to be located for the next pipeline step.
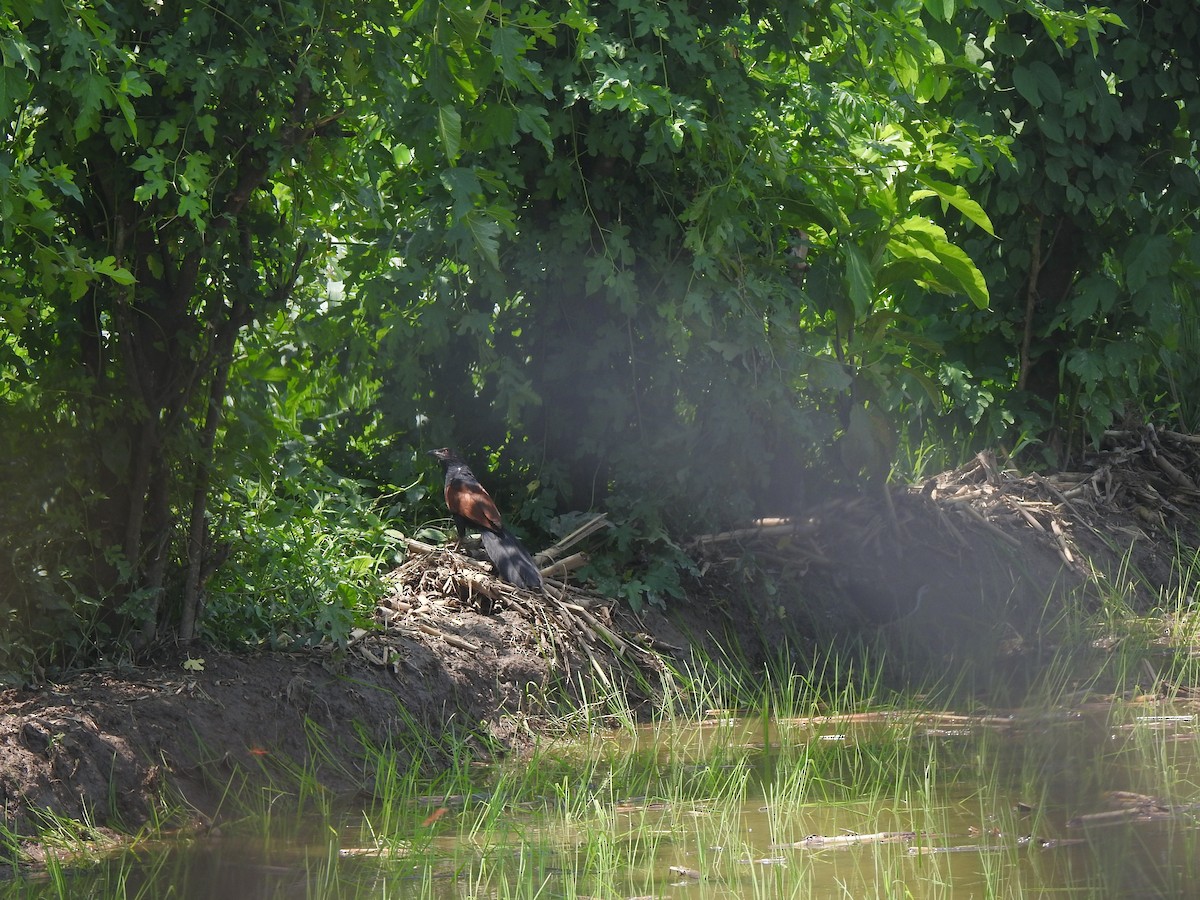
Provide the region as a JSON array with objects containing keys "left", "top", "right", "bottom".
[{"left": 7, "top": 702, "right": 1200, "bottom": 898}]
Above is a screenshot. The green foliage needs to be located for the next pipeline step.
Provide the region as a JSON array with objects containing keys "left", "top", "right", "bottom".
[
  {"left": 200, "top": 462, "right": 393, "bottom": 651},
  {"left": 575, "top": 494, "right": 698, "bottom": 613},
  {"left": 0, "top": 0, "right": 415, "bottom": 664},
  {"left": 362, "top": 0, "right": 1013, "bottom": 529},
  {"left": 911, "top": 0, "right": 1200, "bottom": 461},
  {"left": 3, "top": 0, "right": 1198, "bottom": 673}
]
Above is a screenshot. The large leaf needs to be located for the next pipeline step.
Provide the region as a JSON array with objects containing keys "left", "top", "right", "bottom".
[
  {"left": 437, "top": 105, "right": 462, "bottom": 162},
  {"left": 1125, "top": 233, "right": 1173, "bottom": 293},
  {"left": 1012, "top": 64, "right": 1041, "bottom": 108},
  {"left": 892, "top": 217, "right": 990, "bottom": 308},
  {"left": 1011, "top": 60, "right": 1061, "bottom": 110},
  {"left": 912, "top": 176, "right": 995, "bottom": 235},
  {"left": 843, "top": 243, "right": 875, "bottom": 318},
  {"left": 461, "top": 209, "right": 501, "bottom": 270}
]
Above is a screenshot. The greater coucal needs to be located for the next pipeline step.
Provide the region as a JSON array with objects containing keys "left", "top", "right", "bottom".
[{"left": 428, "top": 448, "right": 543, "bottom": 590}]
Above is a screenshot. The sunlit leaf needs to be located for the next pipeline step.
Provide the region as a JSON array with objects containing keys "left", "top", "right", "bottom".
[
  {"left": 437, "top": 105, "right": 462, "bottom": 162},
  {"left": 843, "top": 243, "right": 875, "bottom": 318},
  {"left": 462, "top": 209, "right": 501, "bottom": 269},
  {"left": 912, "top": 176, "right": 995, "bottom": 235}
]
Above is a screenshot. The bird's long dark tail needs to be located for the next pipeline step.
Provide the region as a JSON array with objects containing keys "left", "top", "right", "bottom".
[{"left": 481, "top": 528, "right": 543, "bottom": 590}]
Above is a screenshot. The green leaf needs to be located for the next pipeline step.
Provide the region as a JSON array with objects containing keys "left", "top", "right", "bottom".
[
  {"left": 912, "top": 176, "right": 995, "bottom": 235},
  {"left": 437, "top": 105, "right": 462, "bottom": 162},
  {"left": 805, "top": 355, "right": 854, "bottom": 392},
  {"left": 927, "top": 241, "right": 989, "bottom": 309},
  {"left": 196, "top": 113, "right": 217, "bottom": 146},
  {"left": 1028, "top": 60, "right": 1062, "bottom": 105},
  {"left": 1011, "top": 64, "right": 1042, "bottom": 108},
  {"left": 922, "top": 0, "right": 954, "bottom": 23},
  {"left": 95, "top": 256, "right": 136, "bottom": 286},
  {"left": 114, "top": 92, "right": 138, "bottom": 140},
  {"left": 891, "top": 217, "right": 990, "bottom": 308},
  {"left": 462, "top": 209, "right": 501, "bottom": 269},
  {"left": 843, "top": 243, "right": 875, "bottom": 318},
  {"left": 1125, "top": 233, "right": 1173, "bottom": 293},
  {"left": 74, "top": 74, "right": 107, "bottom": 140},
  {"left": 516, "top": 104, "right": 553, "bottom": 156},
  {"left": 1066, "top": 348, "right": 1104, "bottom": 385},
  {"left": 177, "top": 194, "right": 208, "bottom": 233}
]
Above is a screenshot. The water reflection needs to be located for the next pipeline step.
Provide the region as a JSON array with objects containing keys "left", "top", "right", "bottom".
[{"left": 5, "top": 704, "right": 1200, "bottom": 898}]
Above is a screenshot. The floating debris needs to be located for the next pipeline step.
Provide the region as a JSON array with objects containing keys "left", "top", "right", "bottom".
[
  {"left": 909, "top": 844, "right": 1004, "bottom": 856},
  {"left": 338, "top": 844, "right": 412, "bottom": 859},
  {"left": 738, "top": 856, "right": 787, "bottom": 865},
  {"left": 774, "top": 830, "right": 917, "bottom": 849},
  {"left": 1067, "top": 790, "right": 1182, "bottom": 828}
]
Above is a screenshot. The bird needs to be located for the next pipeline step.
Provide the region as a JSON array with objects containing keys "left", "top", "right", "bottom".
[{"left": 427, "top": 448, "right": 544, "bottom": 590}]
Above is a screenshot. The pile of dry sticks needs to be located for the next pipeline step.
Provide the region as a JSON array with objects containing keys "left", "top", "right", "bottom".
[{"left": 366, "top": 513, "right": 671, "bottom": 688}]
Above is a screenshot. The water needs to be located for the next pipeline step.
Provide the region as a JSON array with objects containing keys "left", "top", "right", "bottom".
[{"left": 5, "top": 702, "right": 1200, "bottom": 898}]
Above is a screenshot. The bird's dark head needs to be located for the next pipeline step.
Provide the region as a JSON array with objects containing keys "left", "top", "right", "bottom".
[{"left": 427, "top": 447, "right": 460, "bottom": 468}]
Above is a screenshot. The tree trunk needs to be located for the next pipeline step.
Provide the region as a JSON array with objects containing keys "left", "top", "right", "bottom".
[{"left": 179, "top": 302, "right": 243, "bottom": 644}]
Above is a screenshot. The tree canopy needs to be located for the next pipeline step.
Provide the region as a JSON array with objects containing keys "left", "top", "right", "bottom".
[{"left": 2, "top": 0, "right": 1197, "bottom": 674}]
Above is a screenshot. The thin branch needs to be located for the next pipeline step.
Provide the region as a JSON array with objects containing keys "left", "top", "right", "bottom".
[{"left": 1017, "top": 215, "right": 1043, "bottom": 392}]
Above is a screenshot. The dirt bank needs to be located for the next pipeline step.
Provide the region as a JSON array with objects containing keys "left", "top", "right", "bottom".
[{"left": 3, "top": 430, "right": 1198, "bottom": 849}]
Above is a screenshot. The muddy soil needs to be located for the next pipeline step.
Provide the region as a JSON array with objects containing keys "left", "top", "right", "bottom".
[{"left": 3, "top": 431, "right": 1198, "bottom": 850}]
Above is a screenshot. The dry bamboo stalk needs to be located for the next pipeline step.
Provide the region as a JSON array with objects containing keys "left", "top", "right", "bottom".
[
  {"left": 951, "top": 457, "right": 984, "bottom": 481},
  {"left": 942, "top": 489, "right": 987, "bottom": 503},
  {"left": 781, "top": 712, "right": 897, "bottom": 726},
  {"left": 917, "top": 712, "right": 1017, "bottom": 727},
  {"left": 976, "top": 449, "right": 1000, "bottom": 484},
  {"left": 564, "top": 602, "right": 638, "bottom": 657},
  {"left": 1044, "top": 472, "right": 1090, "bottom": 484},
  {"left": 1103, "top": 790, "right": 1166, "bottom": 806},
  {"left": 1101, "top": 429, "right": 1142, "bottom": 442},
  {"left": 567, "top": 612, "right": 599, "bottom": 643},
  {"left": 404, "top": 536, "right": 493, "bottom": 574},
  {"left": 422, "top": 537, "right": 513, "bottom": 570},
  {"left": 929, "top": 500, "right": 970, "bottom": 548},
  {"left": 381, "top": 599, "right": 412, "bottom": 614},
  {"left": 541, "top": 578, "right": 610, "bottom": 608},
  {"left": 549, "top": 598, "right": 605, "bottom": 671},
  {"left": 403, "top": 536, "right": 438, "bottom": 555},
  {"left": 957, "top": 504, "right": 1022, "bottom": 547},
  {"left": 946, "top": 491, "right": 980, "bottom": 507},
  {"left": 534, "top": 513, "right": 610, "bottom": 565},
  {"left": 538, "top": 551, "right": 589, "bottom": 581},
  {"left": 782, "top": 710, "right": 1015, "bottom": 729},
  {"left": 441, "top": 632, "right": 482, "bottom": 653},
  {"left": 907, "top": 845, "right": 1000, "bottom": 856},
  {"left": 1050, "top": 518, "right": 1074, "bottom": 564},
  {"left": 1006, "top": 497, "right": 1046, "bottom": 533},
  {"left": 413, "top": 622, "right": 479, "bottom": 653},
  {"left": 357, "top": 645, "right": 387, "bottom": 666},
  {"left": 579, "top": 638, "right": 612, "bottom": 688},
  {"left": 1161, "top": 429, "right": 1200, "bottom": 446},
  {"left": 1152, "top": 453, "right": 1198, "bottom": 491},
  {"left": 1032, "top": 473, "right": 1086, "bottom": 517},
  {"left": 753, "top": 517, "right": 795, "bottom": 527},
  {"left": 691, "top": 522, "right": 811, "bottom": 547},
  {"left": 455, "top": 570, "right": 510, "bottom": 601}
]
